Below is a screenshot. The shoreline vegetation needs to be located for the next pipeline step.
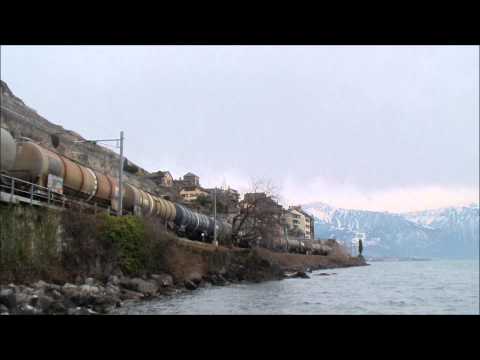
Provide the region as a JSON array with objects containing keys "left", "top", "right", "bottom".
[{"left": 0, "top": 206, "right": 367, "bottom": 315}]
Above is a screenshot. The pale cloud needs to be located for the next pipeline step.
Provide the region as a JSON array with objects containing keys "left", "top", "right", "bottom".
[
  {"left": 1, "top": 45, "right": 477, "bottom": 213},
  {"left": 283, "top": 175, "right": 479, "bottom": 212},
  {"left": 200, "top": 171, "right": 478, "bottom": 212}
]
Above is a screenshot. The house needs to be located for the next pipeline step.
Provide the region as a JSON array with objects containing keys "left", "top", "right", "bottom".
[
  {"left": 284, "top": 206, "right": 315, "bottom": 240},
  {"left": 243, "top": 192, "right": 267, "bottom": 204},
  {"left": 235, "top": 192, "right": 285, "bottom": 249},
  {"left": 183, "top": 172, "right": 200, "bottom": 187},
  {"left": 206, "top": 186, "right": 240, "bottom": 201},
  {"left": 226, "top": 188, "right": 240, "bottom": 204},
  {"left": 179, "top": 185, "right": 209, "bottom": 202},
  {"left": 241, "top": 192, "right": 283, "bottom": 214},
  {"left": 144, "top": 170, "right": 174, "bottom": 187},
  {"left": 205, "top": 187, "right": 241, "bottom": 213},
  {"left": 284, "top": 207, "right": 307, "bottom": 238},
  {"left": 295, "top": 206, "right": 315, "bottom": 240}
]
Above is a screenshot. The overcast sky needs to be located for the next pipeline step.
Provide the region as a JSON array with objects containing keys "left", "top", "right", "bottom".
[{"left": 1, "top": 46, "right": 478, "bottom": 212}]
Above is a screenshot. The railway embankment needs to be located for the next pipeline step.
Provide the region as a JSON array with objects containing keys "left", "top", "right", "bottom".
[{"left": 0, "top": 203, "right": 367, "bottom": 315}]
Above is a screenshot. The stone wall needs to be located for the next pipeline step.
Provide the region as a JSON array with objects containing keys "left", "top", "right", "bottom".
[{"left": 0, "top": 203, "right": 62, "bottom": 283}]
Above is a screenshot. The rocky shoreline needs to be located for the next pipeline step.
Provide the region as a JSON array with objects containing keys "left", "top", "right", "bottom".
[
  {"left": 1, "top": 274, "right": 178, "bottom": 315},
  {"left": 0, "top": 254, "right": 368, "bottom": 315}
]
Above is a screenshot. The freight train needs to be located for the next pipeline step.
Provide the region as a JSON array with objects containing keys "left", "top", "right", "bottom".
[
  {"left": 285, "top": 239, "right": 331, "bottom": 255},
  {"left": 0, "top": 127, "right": 231, "bottom": 243},
  {"left": 1, "top": 127, "right": 336, "bottom": 255}
]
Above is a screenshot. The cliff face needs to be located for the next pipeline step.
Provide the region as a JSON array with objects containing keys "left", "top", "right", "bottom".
[{"left": 0, "top": 80, "right": 177, "bottom": 199}]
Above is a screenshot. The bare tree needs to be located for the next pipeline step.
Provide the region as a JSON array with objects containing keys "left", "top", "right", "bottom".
[{"left": 232, "top": 178, "right": 285, "bottom": 249}]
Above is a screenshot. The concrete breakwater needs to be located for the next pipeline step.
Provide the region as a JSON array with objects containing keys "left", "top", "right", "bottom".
[{"left": 0, "top": 243, "right": 367, "bottom": 315}]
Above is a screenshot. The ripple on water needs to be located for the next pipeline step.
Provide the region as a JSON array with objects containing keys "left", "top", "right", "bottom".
[{"left": 116, "top": 260, "right": 479, "bottom": 315}]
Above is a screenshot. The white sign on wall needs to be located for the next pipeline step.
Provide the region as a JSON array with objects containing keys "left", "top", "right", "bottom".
[
  {"left": 47, "top": 174, "right": 63, "bottom": 194},
  {"left": 111, "top": 185, "right": 119, "bottom": 211}
]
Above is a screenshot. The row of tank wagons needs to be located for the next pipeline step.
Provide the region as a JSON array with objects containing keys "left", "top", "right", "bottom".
[
  {"left": 286, "top": 240, "right": 329, "bottom": 255},
  {"left": 310, "top": 243, "right": 330, "bottom": 256},
  {"left": 174, "top": 203, "right": 232, "bottom": 241},
  {"left": 0, "top": 128, "right": 232, "bottom": 242}
]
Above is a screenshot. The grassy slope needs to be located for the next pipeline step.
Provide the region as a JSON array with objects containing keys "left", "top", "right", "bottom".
[{"left": 166, "top": 238, "right": 367, "bottom": 282}]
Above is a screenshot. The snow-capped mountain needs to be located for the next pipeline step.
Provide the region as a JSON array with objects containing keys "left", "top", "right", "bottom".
[
  {"left": 405, "top": 204, "right": 479, "bottom": 230},
  {"left": 302, "top": 202, "right": 479, "bottom": 258}
]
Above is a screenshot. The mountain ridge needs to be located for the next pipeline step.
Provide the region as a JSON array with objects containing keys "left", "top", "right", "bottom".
[{"left": 302, "top": 202, "right": 479, "bottom": 258}]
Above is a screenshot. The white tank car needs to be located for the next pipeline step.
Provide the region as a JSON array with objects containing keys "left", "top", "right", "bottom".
[{"left": 0, "top": 128, "right": 17, "bottom": 172}]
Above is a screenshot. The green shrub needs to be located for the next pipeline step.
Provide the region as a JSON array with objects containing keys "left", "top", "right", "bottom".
[
  {"left": 61, "top": 212, "right": 176, "bottom": 278},
  {"left": 98, "top": 215, "right": 146, "bottom": 276},
  {"left": 194, "top": 195, "right": 211, "bottom": 207}
]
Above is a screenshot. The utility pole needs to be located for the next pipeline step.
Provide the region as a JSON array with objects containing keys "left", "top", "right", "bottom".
[
  {"left": 72, "top": 131, "right": 124, "bottom": 216},
  {"left": 213, "top": 187, "right": 218, "bottom": 246},
  {"left": 118, "top": 131, "right": 124, "bottom": 216}
]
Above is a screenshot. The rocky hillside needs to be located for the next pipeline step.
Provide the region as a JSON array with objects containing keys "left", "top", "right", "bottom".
[
  {"left": 303, "top": 202, "right": 479, "bottom": 259},
  {"left": 0, "top": 80, "right": 177, "bottom": 199}
]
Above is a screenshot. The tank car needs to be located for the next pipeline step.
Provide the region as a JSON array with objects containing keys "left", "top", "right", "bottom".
[
  {"left": 0, "top": 127, "right": 17, "bottom": 173},
  {"left": 311, "top": 242, "right": 329, "bottom": 255},
  {"left": 286, "top": 239, "right": 307, "bottom": 254},
  {"left": 9, "top": 138, "right": 119, "bottom": 206},
  {"left": 173, "top": 203, "right": 223, "bottom": 241}
]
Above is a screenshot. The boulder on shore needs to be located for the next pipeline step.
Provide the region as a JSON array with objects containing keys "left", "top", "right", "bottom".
[
  {"left": 120, "top": 278, "right": 158, "bottom": 296},
  {"left": 315, "top": 272, "right": 337, "bottom": 276},
  {"left": 32, "top": 280, "right": 48, "bottom": 289},
  {"left": 204, "top": 273, "right": 227, "bottom": 286},
  {"left": 107, "top": 275, "right": 121, "bottom": 286},
  {"left": 67, "top": 307, "right": 99, "bottom": 315},
  {"left": 150, "top": 274, "right": 174, "bottom": 288},
  {"left": 285, "top": 271, "right": 310, "bottom": 279},
  {"left": 119, "top": 289, "right": 145, "bottom": 301},
  {"left": 0, "top": 288, "right": 16, "bottom": 310},
  {"left": 184, "top": 280, "right": 198, "bottom": 290},
  {"left": 0, "top": 304, "right": 9, "bottom": 315}
]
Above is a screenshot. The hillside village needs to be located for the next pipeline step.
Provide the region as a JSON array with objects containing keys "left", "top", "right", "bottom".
[{"left": 142, "top": 168, "right": 315, "bottom": 246}]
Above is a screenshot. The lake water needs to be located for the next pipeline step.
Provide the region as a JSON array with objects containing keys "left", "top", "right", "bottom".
[{"left": 114, "top": 259, "right": 479, "bottom": 315}]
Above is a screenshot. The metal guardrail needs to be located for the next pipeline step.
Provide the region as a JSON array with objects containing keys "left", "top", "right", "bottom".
[
  {"left": 0, "top": 173, "right": 134, "bottom": 216},
  {"left": 0, "top": 173, "right": 66, "bottom": 207}
]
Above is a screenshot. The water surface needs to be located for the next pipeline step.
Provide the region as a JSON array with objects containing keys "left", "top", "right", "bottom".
[{"left": 114, "top": 259, "right": 479, "bottom": 315}]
